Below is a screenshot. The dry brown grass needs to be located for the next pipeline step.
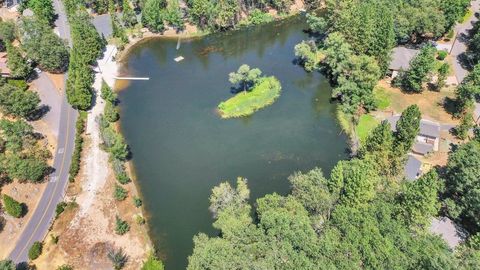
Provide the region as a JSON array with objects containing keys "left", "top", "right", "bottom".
[{"left": 377, "top": 80, "right": 459, "bottom": 125}]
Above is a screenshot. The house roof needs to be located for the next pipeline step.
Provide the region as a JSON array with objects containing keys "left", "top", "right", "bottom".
[
  {"left": 419, "top": 119, "right": 441, "bottom": 138},
  {"left": 430, "top": 217, "right": 466, "bottom": 249},
  {"left": 389, "top": 47, "right": 419, "bottom": 71},
  {"left": 387, "top": 116, "right": 441, "bottom": 138},
  {"left": 91, "top": 14, "right": 112, "bottom": 38},
  {"left": 404, "top": 155, "right": 422, "bottom": 180},
  {"left": 412, "top": 141, "right": 434, "bottom": 155}
]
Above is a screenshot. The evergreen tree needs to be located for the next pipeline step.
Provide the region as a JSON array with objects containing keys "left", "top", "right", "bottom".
[
  {"left": 28, "top": 0, "right": 56, "bottom": 25},
  {"left": 142, "top": 0, "right": 166, "bottom": 32},
  {"left": 395, "top": 105, "right": 421, "bottom": 153},
  {"left": 444, "top": 140, "right": 480, "bottom": 234},
  {"left": 399, "top": 45, "right": 436, "bottom": 93},
  {"left": 6, "top": 43, "right": 31, "bottom": 79},
  {"left": 122, "top": 0, "right": 138, "bottom": 27},
  {"left": 2, "top": 194, "right": 23, "bottom": 218},
  {"left": 398, "top": 170, "right": 441, "bottom": 228}
]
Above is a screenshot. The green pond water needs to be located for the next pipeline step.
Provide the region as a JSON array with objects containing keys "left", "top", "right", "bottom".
[{"left": 118, "top": 16, "right": 348, "bottom": 269}]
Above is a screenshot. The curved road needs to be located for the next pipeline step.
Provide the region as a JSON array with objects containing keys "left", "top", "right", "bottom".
[{"left": 8, "top": 0, "right": 77, "bottom": 264}]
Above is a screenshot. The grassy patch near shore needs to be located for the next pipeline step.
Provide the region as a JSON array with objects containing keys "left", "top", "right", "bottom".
[
  {"left": 356, "top": 114, "right": 379, "bottom": 143},
  {"left": 218, "top": 76, "right": 281, "bottom": 118}
]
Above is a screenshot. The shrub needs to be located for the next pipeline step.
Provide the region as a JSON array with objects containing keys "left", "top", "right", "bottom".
[
  {"left": 56, "top": 265, "right": 73, "bottom": 270},
  {"left": 114, "top": 184, "right": 128, "bottom": 201},
  {"left": 2, "top": 194, "right": 23, "bottom": 218},
  {"left": 135, "top": 214, "right": 145, "bottom": 225},
  {"left": 104, "top": 101, "right": 119, "bottom": 122},
  {"left": 247, "top": 9, "right": 274, "bottom": 25},
  {"left": 437, "top": 50, "right": 448, "bottom": 60},
  {"left": 133, "top": 196, "right": 143, "bottom": 207},
  {"left": 108, "top": 248, "right": 128, "bottom": 270},
  {"left": 28, "top": 241, "right": 42, "bottom": 260},
  {"left": 0, "top": 259, "right": 15, "bottom": 270},
  {"left": 141, "top": 253, "right": 164, "bottom": 270},
  {"left": 115, "top": 216, "right": 130, "bottom": 235},
  {"left": 51, "top": 234, "right": 59, "bottom": 244},
  {"left": 55, "top": 201, "right": 67, "bottom": 218},
  {"left": 7, "top": 79, "right": 28, "bottom": 90},
  {"left": 69, "top": 112, "right": 86, "bottom": 182}
]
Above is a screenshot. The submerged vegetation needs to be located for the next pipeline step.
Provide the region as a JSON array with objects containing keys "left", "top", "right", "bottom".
[{"left": 218, "top": 76, "right": 281, "bottom": 118}]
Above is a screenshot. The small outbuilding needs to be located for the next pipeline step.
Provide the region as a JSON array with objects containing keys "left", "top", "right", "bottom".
[
  {"left": 404, "top": 155, "right": 422, "bottom": 181},
  {"left": 430, "top": 217, "right": 467, "bottom": 249},
  {"left": 91, "top": 14, "right": 112, "bottom": 38},
  {"left": 388, "top": 47, "right": 419, "bottom": 78}
]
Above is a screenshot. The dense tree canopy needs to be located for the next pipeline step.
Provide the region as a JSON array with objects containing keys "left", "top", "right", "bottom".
[
  {"left": 455, "top": 64, "right": 480, "bottom": 115},
  {"left": 0, "top": 83, "right": 40, "bottom": 118},
  {"left": 6, "top": 43, "right": 31, "bottom": 79},
  {"left": 19, "top": 17, "right": 69, "bottom": 73},
  {"left": 444, "top": 140, "right": 480, "bottom": 234},
  {"left": 27, "top": 0, "right": 56, "bottom": 25},
  {"left": 0, "top": 119, "right": 49, "bottom": 182},
  {"left": 188, "top": 168, "right": 463, "bottom": 270}
]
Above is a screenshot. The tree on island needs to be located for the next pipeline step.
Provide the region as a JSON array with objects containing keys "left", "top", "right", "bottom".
[{"left": 229, "top": 64, "right": 262, "bottom": 94}]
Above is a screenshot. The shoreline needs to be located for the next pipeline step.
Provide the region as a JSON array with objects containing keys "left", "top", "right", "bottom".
[
  {"left": 104, "top": 45, "right": 155, "bottom": 252},
  {"left": 116, "top": 11, "right": 305, "bottom": 64}
]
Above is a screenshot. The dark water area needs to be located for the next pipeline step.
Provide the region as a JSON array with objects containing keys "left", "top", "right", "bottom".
[{"left": 118, "top": 16, "right": 348, "bottom": 270}]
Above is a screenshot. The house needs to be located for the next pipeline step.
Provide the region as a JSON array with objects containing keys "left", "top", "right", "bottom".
[
  {"left": 430, "top": 217, "right": 467, "bottom": 249},
  {"left": 387, "top": 116, "right": 441, "bottom": 155},
  {"left": 388, "top": 47, "right": 419, "bottom": 78},
  {"left": 0, "top": 52, "right": 11, "bottom": 77},
  {"left": 404, "top": 155, "right": 422, "bottom": 181}
]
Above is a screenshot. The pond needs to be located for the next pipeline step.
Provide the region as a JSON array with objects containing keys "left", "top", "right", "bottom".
[{"left": 118, "top": 16, "right": 348, "bottom": 270}]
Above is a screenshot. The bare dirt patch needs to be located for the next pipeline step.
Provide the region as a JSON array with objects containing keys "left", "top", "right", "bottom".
[
  {"left": 46, "top": 72, "right": 66, "bottom": 93},
  {"left": 0, "top": 181, "right": 47, "bottom": 258}
]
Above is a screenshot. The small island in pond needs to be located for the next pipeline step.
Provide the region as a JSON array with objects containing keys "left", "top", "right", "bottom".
[{"left": 218, "top": 65, "right": 282, "bottom": 119}]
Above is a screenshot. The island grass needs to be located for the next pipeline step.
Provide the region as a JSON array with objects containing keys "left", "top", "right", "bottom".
[
  {"left": 218, "top": 76, "right": 281, "bottom": 118},
  {"left": 356, "top": 114, "right": 379, "bottom": 143}
]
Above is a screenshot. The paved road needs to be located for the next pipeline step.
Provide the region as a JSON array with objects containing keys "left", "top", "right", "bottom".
[
  {"left": 32, "top": 73, "right": 63, "bottom": 137},
  {"left": 451, "top": 0, "right": 480, "bottom": 82},
  {"left": 8, "top": 0, "right": 78, "bottom": 264}
]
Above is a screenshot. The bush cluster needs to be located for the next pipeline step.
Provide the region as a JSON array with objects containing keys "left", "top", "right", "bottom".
[{"left": 69, "top": 112, "right": 86, "bottom": 182}]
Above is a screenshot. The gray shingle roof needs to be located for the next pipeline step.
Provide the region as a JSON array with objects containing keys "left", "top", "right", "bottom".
[
  {"left": 412, "top": 141, "right": 434, "bottom": 155},
  {"left": 387, "top": 116, "right": 440, "bottom": 138},
  {"left": 404, "top": 155, "right": 422, "bottom": 181},
  {"left": 91, "top": 14, "right": 112, "bottom": 38},
  {"left": 419, "top": 119, "right": 441, "bottom": 138},
  {"left": 389, "top": 47, "right": 419, "bottom": 71},
  {"left": 430, "top": 217, "right": 467, "bottom": 249}
]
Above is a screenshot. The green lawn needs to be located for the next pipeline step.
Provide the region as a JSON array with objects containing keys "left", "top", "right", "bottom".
[
  {"left": 218, "top": 76, "right": 281, "bottom": 118},
  {"left": 356, "top": 114, "right": 379, "bottom": 143},
  {"left": 460, "top": 9, "right": 473, "bottom": 23},
  {"left": 373, "top": 87, "right": 391, "bottom": 110}
]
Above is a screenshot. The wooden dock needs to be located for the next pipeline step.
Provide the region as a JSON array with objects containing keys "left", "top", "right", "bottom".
[{"left": 113, "top": 76, "right": 150, "bottom": 80}]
